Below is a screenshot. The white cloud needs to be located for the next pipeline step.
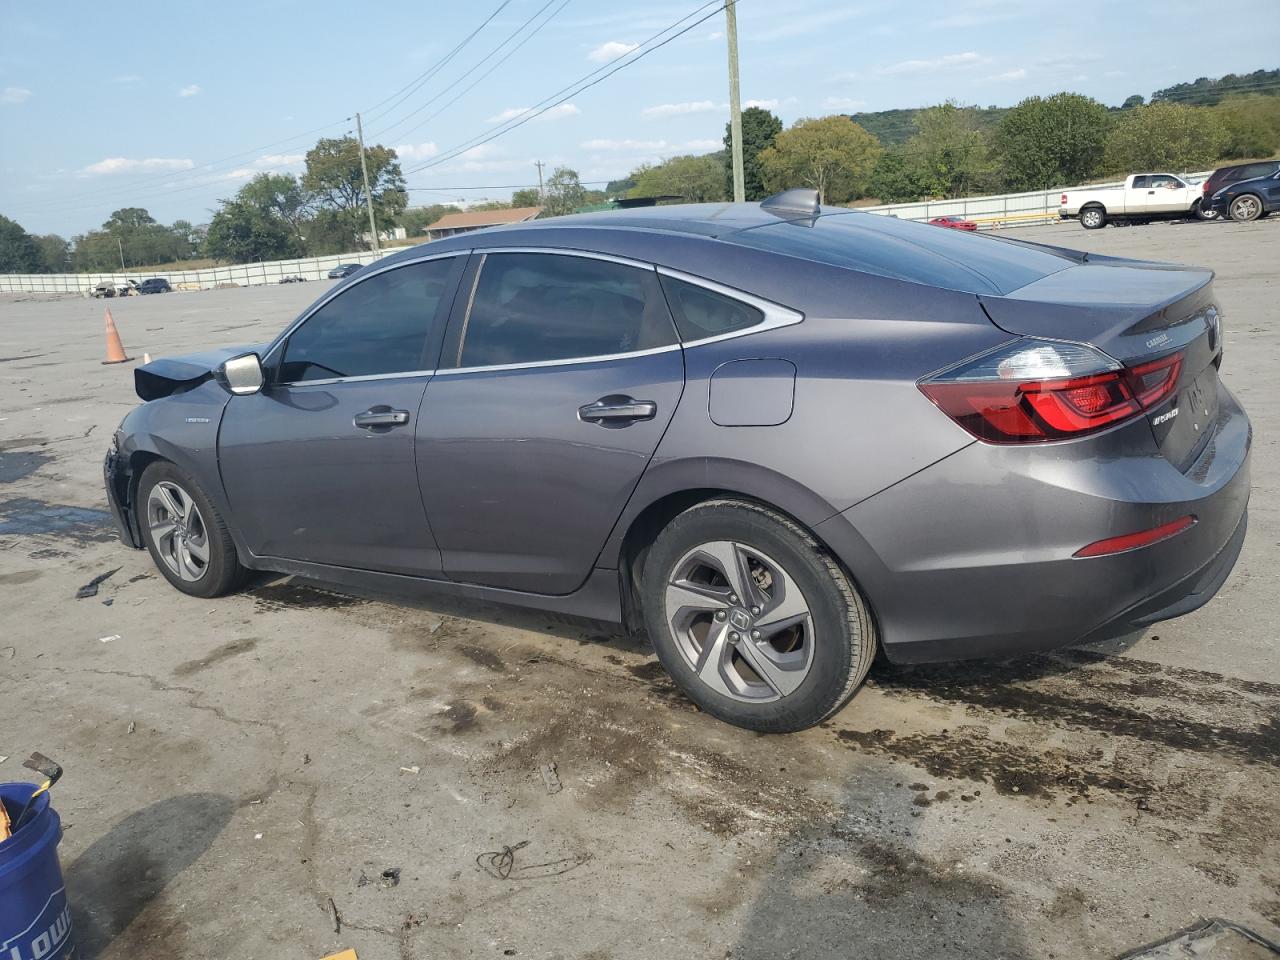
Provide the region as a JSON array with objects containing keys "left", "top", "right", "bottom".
[
  {"left": 394, "top": 142, "right": 439, "bottom": 162},
  {"left": 824, "top": 96, "right": 866, "bottom": 111},
  {"left": 177, "top": 84, "right": 202, "bottom": 97},
  {"left": 588, "top": 40, "right": 639, "bottom": 62},
  {"left": 986, "top": 68, "right": 1027, "bottom": 82},
  {"left": 253, "top": 153, "right": 305, "bottom": 168},
  {"left": 707, "top": 30, "right": 723, "bottom": 40},
  {"left": 1, "top": 86, "right": 32, "bottom": 105},
  {"left": 743, "top": 98, "right": 779, "bottom": 110},
  {"left": 878, "top": 52, "right": 991, "bottom": 75},
  {"left": 642, "top": 100, "right": 719, "bottom": 117},
  {"left": 82, "top": 157, "right": 195, "bottom": 175},
  {"left": 487, "top": 103, "right": 580, "bottom": 123},
  {"left": 581, "top": 137, "right": 721, "bottom": 154}
]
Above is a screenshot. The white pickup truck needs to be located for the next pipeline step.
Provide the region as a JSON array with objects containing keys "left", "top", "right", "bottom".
[{"left": 1059, "top": 173, "right": 1207, "bottom": 229}]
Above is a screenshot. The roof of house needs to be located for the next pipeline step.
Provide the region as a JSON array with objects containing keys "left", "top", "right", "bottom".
[{"left": 427, "top": 206, "right": 543, "bottom": 231}]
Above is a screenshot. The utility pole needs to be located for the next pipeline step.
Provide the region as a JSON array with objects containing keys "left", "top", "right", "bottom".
[
  {"left": 725, "top": 0, "right": 744, "bottom": 203},
  {"left": 117, "top": 237, "right": 126, "bottom": 270},
  {"left": 534, "top": 160, "right": 546, "bottom": 201},
  {"left": 354, "top": 112, "right": 381, "bottom": 254}
]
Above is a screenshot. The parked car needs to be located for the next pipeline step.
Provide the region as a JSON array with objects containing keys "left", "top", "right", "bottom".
[
  {"left": 104, "top": 191, "right": 1250, "bottom": 733},
  {"left": 278, "top": 275, "right": 306, "bottom": 284},
  {"left": 137, "top": 278, "right": 171, "bottom": 294},
  {"left": 1199, "top": 160, "right": 1280, "bottom": 220},
  {"left": 1060, "top": 173, "right": 1206, "bottom": 228},
  {"left": 928, "top": 215, "right": 978, "bottom": 231},
  {"left": 1208, "top": 169, "right": 1280, "bottom": 223},
  {"left": 91, "top": 279, "right": 139, "bottom": 298},
  {"left": 328, "top": 263, "right": 362, "bottom": 279}
]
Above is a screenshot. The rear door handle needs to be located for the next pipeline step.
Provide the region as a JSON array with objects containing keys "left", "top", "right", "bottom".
[
  {"left": 354, "top": 408, "right": 410, "bottom": 429},
  {"left": 578, "top": 397, "right": 658, "bottom": 424}
]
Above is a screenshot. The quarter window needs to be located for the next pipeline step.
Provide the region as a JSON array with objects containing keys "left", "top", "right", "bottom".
[
  {"left": 281, "top": 258, "right": 458, "bottom": 382},
  {"left": 457, "top": 253, "right": 676, "bottom": 367},
  {"left": 660, "top": 275, "right": 764, "bottom": 341}
]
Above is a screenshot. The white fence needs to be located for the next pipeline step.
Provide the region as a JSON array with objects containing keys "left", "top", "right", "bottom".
[
  {"left": 0, "top": 170, "right": 1215, "bottom": 295},
  {"left": 0, "top": 249, "right": 390, "bottom": 295}
]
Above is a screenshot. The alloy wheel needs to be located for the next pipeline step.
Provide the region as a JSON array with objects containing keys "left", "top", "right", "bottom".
[
  {"left": 663, "top": 540, "right": 815, "bottom": 702},
  {"left": 1231, "top": 196, "right": 1261, "bottom": 221},
  {"left": 1082, "top": 209, "right": 1103, "bottom": 228},
  {"left": 147, "top": 480, "right": 211, "bottom": 582}
]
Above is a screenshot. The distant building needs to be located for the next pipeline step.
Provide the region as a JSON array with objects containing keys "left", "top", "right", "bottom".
[
  {"left": 425, "top": 206, "right": 542, "bottom": 240},
  {"left": 361, "top": 226, "right": 408, "bottom": 244}
]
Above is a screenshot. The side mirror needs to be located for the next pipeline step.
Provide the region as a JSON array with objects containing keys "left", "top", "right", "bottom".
[{"left": 218, "top": 352, "right": 264, "bottom": 396}]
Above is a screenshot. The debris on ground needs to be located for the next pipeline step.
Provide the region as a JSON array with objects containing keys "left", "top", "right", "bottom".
[
  {"left": 97, "top": 634, "right": 120, "bottom": 644},
  {"left": 0, "top": 756, "right": 7, "bottom": 765},
  {"left": 477, "top": 841, "right": 530, "bottom": 880},
  {"left": 380, "top": 867, "right": 401, "bottom": 888},
  {"left": 75, "top": 567, "right": 119, "bottom": 599},
  {"left": 126, "top": 721, "right": 135, "bottom": 734},
  {"left": 326, "top": 897, "right": 342, "bottom": 934},
  {"left": 1118, "top": 917, "right": 1280, "bottom": 957},
  {"left": 399, "top": 765, "right": 420, "bottom": 775},
  {"left": 1, "top": 646, "right": 13, "bottom": 660},
  {"left": 320, "top": 950, "right": 357, "bottom": 960},
  {"left": 539, "top": 762, "right": 562, "bottom": 795}
]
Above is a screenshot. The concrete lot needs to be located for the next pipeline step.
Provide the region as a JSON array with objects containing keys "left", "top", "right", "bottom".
[{"left": 1, "top": 217, "right": 1278, "bottom": 960}]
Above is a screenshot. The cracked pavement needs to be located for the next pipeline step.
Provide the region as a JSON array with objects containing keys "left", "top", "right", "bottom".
[{"left": 1, "top": 218, "right": 1278, "bottom": 959}]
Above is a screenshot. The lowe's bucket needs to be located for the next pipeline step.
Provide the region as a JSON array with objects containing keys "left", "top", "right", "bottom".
[{"left": 0, "top": 782, "right": 74, "bottom": 960}]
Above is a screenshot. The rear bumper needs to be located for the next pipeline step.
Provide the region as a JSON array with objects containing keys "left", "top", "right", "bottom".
[{"left": 816, "top": 380, "right": 1252, "bottom": 664}]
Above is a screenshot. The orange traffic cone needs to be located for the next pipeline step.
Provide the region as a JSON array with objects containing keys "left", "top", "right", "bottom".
[{"left": 102, "top": 308, "right": 133, "bottom": 365}]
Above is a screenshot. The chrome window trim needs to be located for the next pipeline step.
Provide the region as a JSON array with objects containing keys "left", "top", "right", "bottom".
[
  {"left": 436, "top": 343, "right": 682, "bottom": 377},
  {"left": 263, "top": 249, "right": 472, "bottom": 368},
  {"left": 473, "top": 245, "right": 657, "bottom": 271},
  {"left": 655, "top": 266, "right": 804, "bottom": 347},
  {"left": 274, "top": 369, "right": 438, "bottom": 388}
]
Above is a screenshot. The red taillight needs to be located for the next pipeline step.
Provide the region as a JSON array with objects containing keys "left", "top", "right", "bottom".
[
  {"left": 919, "top": 339, "right": 1183, "bottom": 444},
  {"left": 1060, "top": 193, "right": 1067, "bottom": 205},
  {"left": 1073, "top": 515, "right": 1197, "bottom": 558}
]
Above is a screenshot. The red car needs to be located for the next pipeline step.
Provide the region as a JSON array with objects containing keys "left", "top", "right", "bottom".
[{"left": 928, "top": 215, "right": 978, "bottom": 231}]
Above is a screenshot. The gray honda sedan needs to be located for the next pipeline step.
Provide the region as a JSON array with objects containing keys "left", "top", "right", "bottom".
[{"left": 104, "top": 190, "right": 1250, "bottom": 732}]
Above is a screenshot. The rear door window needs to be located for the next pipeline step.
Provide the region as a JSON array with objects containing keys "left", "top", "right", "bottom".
[
  {"left": 280, "top": 257, "right": 460, "bottom": 382},
  {"left": 1132, "top": 175, "right": 1150, "bottom": 188},
  {"left": 454, "top": 252, "right": 676, "bottom": 367},
  {"left": 659, "top": 275, "right": 764, "bottom": 341}
]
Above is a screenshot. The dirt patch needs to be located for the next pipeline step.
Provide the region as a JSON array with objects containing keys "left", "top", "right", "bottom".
[
  {"left": 0, "top": 498, "right": 114, "bottom": 541},
  {"left": 0, "top": 449, "right": 53, "bottom": 483},
  {"left": 248, "top": 580, "right": 367, "bottom": 612},
  {"left": 457, "top": 643, "right": 506, "bottom": 672},
  {"left": 438, "top": 699, "right": 479, "bottom": 734},
  {"left": 173, "top": 637, "right": 261, "bottom": 677}
]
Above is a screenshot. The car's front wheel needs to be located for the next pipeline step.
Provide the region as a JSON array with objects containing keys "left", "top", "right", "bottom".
[
  {"left": 138, "top": 462, "right": 245, "bottom": 598},
  {"left": 1230, "top": 194, "right": 1263, "bottom": 222},
  {"left": 1195, "top": 201, "right": 1219, "bottom": 221},
  {"left": 640, "top": 500, "right": 876, "bottom": 733}
]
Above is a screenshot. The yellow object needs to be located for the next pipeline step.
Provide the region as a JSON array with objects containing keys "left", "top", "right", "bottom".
[{"left": 321, "top": 951, "right": 358, "bottom": 960}]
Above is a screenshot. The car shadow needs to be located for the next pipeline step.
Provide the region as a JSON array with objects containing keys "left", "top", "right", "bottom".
[{"left": 64, "top": 793, "right": 235, "bottom": 958}]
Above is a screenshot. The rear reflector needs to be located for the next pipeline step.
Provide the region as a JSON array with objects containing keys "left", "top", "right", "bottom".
[
  {"left": 1073, "top": 515, "right": 1197, "bottom": 558},
  {"left": 919, "top": 338, "right": 1184, "bottom": 443}
]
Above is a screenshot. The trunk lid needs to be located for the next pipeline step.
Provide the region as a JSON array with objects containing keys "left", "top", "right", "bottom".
[{"left": 979, "top": 261, "right": 1222, "bottom": 471}]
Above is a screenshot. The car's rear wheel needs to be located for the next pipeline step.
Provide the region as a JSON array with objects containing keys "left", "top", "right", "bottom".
[
  {"left": 139, "top": 462, "right": 245, "bottom": 598},
  {"left": 1230, "top": 194, "right": 1263, "bottom": 222},
  {"left": 1080, "top": 206, "right": 1106, "bottom": 229},
  {"left": 640, "top": 499, "right": 876, "bottom": 733}
]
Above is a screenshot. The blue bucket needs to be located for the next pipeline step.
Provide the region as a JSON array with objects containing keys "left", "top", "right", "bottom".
[{"left": 0, "top": 782, "right": 74, "bottom": 960}]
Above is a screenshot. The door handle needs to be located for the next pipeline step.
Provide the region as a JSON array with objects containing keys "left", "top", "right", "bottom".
[
  {"left": 354, "top": 408, "right": 410, "bottom": 429},
  {"left": 578, "top": 397, "right": 658, "bottom": 424}
]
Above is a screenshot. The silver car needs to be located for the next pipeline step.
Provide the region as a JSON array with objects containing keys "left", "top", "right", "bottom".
[{"left": 104, "top": 191, "right": 1250, "bottom": 732}]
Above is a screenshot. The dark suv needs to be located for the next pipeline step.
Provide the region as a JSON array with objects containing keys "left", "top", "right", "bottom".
[
  {"left": 138, "top": 278, "right": 172, "bottom": 294},
  {"left": 1200, "top": 161, "right": 1280, "bottom": 219}
]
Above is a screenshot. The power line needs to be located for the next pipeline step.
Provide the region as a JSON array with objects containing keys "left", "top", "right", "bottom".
[
  {"left": 362, "top": 0, "right": 513, "bottom": 125},
  {"left": 374, "top": 0, "right": 571, "bottom": 145},
  {"left": 403, "top": 0, "right": 726, "bottom": 178}
]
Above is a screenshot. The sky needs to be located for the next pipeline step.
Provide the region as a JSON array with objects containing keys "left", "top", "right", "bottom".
[{"left": 2, "top": 0, "right": 1278, "bottom": 237}]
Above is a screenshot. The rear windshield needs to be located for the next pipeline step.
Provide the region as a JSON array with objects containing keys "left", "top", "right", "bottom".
[{"left": 724, "top": 211, "right": 1072, "bottom": 295}]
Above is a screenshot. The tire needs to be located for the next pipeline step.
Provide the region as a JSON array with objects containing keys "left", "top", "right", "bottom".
[
  {"left": 1080, "top": 206, "right": 1107, "bottom": 229},
  {"left": 138, "top": 461, "right": 245, "bottom": 598},
  {"left": 639, "top": 499, "right": 876, "bottom": 733},
  {"left": 1229, "top": 194, "right": 1263, "bottom": 222},
  {"left": 1195, "top": 201, "right": 1219, "bottom": 222}
]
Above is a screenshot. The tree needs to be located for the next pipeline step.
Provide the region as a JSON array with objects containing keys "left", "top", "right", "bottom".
[
  {"left": 238, "top": 173, "right": 313, "bottom": 243},
  {"left": 510, "top": 187, "right": 542, "bottom": 207},
  {"left": 540, "top": 167, "right": 586, "bottom": 217},
  {"left": 1122, "top": 94, "right": 1145, "bottom": 110},
  {"left": 629, "top": 153, "right": 727, "bottom": 203},
  {"left": 902, "top": 101, "right": 993, "bottom": 199},
  {"left": 757, "top": 115, "right": 881, "bottom": 204},
  {"left": 302, "top": 136, "right": 407, "bottom": 249},
  {"left": 33, "top": 234, "right": 69, "bottom": 273},
  {"left": 994, "top": 93, "right": 1111, "bottom": 190},
  {"left": 70, "top": 208, "right": 196, "bottom": 270},
  {"left": 1212, "top": 95, "right": 1280, "bottom": 159},
  {"left": 724, "top": 106, "right": 783, "bottom": 200},
  {"left": 868, "top": 151, "right": 936, "bottom": 203},
  {"left": 0, "top": 215, "right": 41, "bottom": 272},
  {"left": 1104, "top": 101, "right": 1227, "bottom": 172},
  {"left": 205, "top": 199, "right": 302, "bottom": 263}
]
